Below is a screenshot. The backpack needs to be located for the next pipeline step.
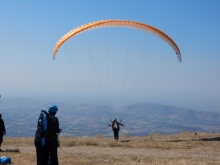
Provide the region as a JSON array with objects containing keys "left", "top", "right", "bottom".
[
  {"left": 112, "top": 121, "right": 119, "bottom": 132},
  {"left": 0, "top": 156, "right": 11, "bottom": 164},
  {"left": 35, "top": 110, "right": 51, "bottom": 147}
]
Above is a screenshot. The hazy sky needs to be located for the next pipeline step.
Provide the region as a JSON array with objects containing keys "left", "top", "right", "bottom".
[{"left": 0, "top": 1, "right": 220, "bottom": 109}]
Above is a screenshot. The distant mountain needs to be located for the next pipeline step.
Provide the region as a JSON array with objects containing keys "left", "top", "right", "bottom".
[
  {"left": 118, "top": 103, "right": 220, "bottom": 121},
  {"left": 1, "top": 99, "right": 220, "bottom": 137}
]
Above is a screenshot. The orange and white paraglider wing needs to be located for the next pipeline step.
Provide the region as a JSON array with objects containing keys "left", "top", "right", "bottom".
[{"left": 53, "top": 20, "right": 181, "bottom": 62}]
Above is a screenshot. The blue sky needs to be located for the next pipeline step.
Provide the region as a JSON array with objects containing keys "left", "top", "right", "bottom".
[{"left": 0, "top": 1, "right": 220, "bottom": 110}]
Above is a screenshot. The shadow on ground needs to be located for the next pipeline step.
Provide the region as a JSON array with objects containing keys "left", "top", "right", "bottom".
[
  {"left": 167, "top": 137, "right": 220, "bottom": 142},
  {"left": 121, "top": 140, "right": 131, "bottom": 142}
]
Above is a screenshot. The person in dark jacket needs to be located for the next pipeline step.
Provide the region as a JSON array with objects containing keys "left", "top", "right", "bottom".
[
  {"left": 47, "top": 105, "right": 61, "bottom": 165},
  {"left": 109, "top": 119, "right": 123, "bottom": 141},
  {"left": 35, "top": 105, "right": 61, "bottom": 165},
  {"left": 0, "top": 114, "right": 6, "bottom": 152}
]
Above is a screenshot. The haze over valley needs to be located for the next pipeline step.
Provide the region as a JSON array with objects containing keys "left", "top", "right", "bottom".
[{"left": 1, "top": 98, "right": 220, "bottom": 137}]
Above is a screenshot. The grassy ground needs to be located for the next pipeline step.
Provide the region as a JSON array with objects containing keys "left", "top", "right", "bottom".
[{"left": 1, "top": 132, "right": 220, "bottom": 164}]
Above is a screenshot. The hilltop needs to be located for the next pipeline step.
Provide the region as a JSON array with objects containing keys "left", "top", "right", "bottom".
[
  {"left": 2, "top": 132, "right": 220, "bottom": 164},
  {"left": 1, "top": 99, "right": 220, "bottom": 164}
]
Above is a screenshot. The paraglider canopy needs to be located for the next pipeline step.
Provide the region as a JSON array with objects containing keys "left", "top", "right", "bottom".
[{"left": 53, "top": 20, "right": 181, "bottom": 62}]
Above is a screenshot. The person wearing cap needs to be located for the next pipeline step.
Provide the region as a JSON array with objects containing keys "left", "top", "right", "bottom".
[
  {"left": 35, "top": 105, "right": 61, "bottom": 165},
  {"left": 47, "top": 105, "right": 61, "bottom": 165}
]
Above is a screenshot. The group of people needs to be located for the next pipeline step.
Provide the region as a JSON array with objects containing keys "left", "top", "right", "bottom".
[
  {"left": 34, "top": 105, "right": 124, "bottom": 165},
  {"left": 0, "top": 105, "right": 61, "bottom": 165},
  {"left": 0, "top": 104, "right": 124, "bottom": 165}
]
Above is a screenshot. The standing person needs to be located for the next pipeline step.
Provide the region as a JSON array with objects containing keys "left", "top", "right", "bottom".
[
  {"left": 109, "top": 119, "right": 123, "bottom": 141},
  {"left": 47, "top": 105, "right": 61, "bottom": 165},
  {"left": 35, "top": 105, "right": 61, "bottom": 165},
  {"left": 0, "top": 114, "right": 6, "bottom": 152}
]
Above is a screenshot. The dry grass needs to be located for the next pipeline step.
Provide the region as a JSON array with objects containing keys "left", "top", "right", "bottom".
[
  {"left": 2, "top": 137, "right": 34, "bottom": 146},
  {"left": 2, "top": 132, "right": 220, "bottom": 164}
]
